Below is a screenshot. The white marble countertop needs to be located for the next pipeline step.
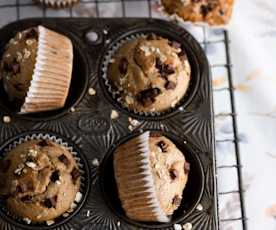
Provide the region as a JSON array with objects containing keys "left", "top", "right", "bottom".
[{"left": 0, "top": 1, "right": 275, "bottom": 230}]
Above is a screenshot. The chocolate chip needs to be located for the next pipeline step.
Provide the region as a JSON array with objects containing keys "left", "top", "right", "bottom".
[
  {"left": 71, "top": 167, "right": 80, "bottom": 184},
  {"left": 170, "top": 41, "right": 181, "bottom": 49},
  {"left": 38, "top": 140, "right": 49, "bottom": 147},
  {"left": 165, "top": 81, "right": 176, "bottom": 90},
  {"left": 21, "top": 195, "right": 32, "bottom": 203},
  {"left": 200, "top": 5, "right": 209, "bottom": 17},
  {"left": 146, "top": 33, "right": 158, "bottom": 40},
  {"left": 136, "top": 87, "right": 161, "bottom": 107},
  {"left": 43, "top": 196, "right": 57, "bottom": 209},
  {"left": 156, "top": 141, "right": 168, "bottom": 152},
  {"left": 169, "top": 169, "right": 178, "bottom": 180},
  {"left": 219, "top": 9, "right": 225, "bottom": 15},
  {"left": 172, "top": 195, "right": 182, "bottom": 206},
  {"left": 184, "top": 162, "right": 190, "bottom": 174},
  {"left": 25, "top": 28, "right": 38, "bottom": 40},
  {"left": 3, "top": 62, "right": 11, "bottom": 72},
  {"left": 14, "top": 83, "right": 24, "bottom": 92},
  {"left": 58, "top": 154, "right": 70, "bottom": 166},
  {"left": 0, "top": 159, "right": 11, "bottom": 173},
  {"left": 155, "top": 58, "right": 175, "bottom": 79},
  {"left": 50, "top": 170, "right": 60, "bottom": 182},
  {"left": 11, "top": 62, "right": 20, "bottom": 74},
  {"left": 178, "top": 50, "right": 187, "bottom": 61},
  {"left": 118, "top": 57, "right": 128, "bottom": 75}
]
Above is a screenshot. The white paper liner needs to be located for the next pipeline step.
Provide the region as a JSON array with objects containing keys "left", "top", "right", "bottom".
[
  {"left": 102, "top": 33, "right": 191, "bottom": 117},
  {"left": 114, "top": 131, "right": 170, "bottom": 222},
  {"left": 20, "top": 25, "right": 73, "bottom": 114},
  {"left": 0, "top": 133, "right": 85, "bottom": 225},
  {"left": 35, "top": 0, "right": 80, "bottom": 8}
]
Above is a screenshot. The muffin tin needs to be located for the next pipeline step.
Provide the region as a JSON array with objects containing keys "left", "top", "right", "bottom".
[{"left": 0, "top": 18, "right": 218, "bottom": 230}]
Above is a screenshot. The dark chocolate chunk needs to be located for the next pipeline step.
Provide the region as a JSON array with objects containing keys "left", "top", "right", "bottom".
[
  {"left": 155, "top": 58, "right": 175, "bottom": 79},
  {"left": 169, "top": 168, "right": 178, "bottom": 180},
  {"left": 156, "top": 140, "right": 168, "bottom": 152},
  {"left": 172, "top": 195, "right": 182, "bottom": 206},
  {"left": 50, "top": 170, "right": 60, "bottom": 182},
  {"left": 71, "top": 167, "right": 80, "bottom": 184},
  {"left": 0, "top": 159, "right": 11, "bottom": 173},
  {"left": 25, "top": 28, "right": 38, "bottom": 40},
  {"left": 21, "top": 195, "right": 32, "bottom": 203},
  {"left": 43, "top": 196, "right": 57, "bottom": 209},
  {"left": 14, "top": 83, "right": 24, "bottom": 92},
  {"left": 136, "top": 87, "right": 161, "bottom": 107},
  {"left": 11, "top": 62, "right": 20, "bottom": 75},
  {"left": 58, "top": 154, "right": 70, "bottom": 166},
  {"left": 219, "top": 9, "right": 225, "bottom": 15},
  {"left": 200, "top": 5, "right": 209, "bottom": 17},
  {"left": 170, "top": 41, "right": 181, "bottom": 49},
  {"left": 165, "top": 81, "right": 176, "bottom": 90},
  {"left": 118, "top": 57, "right": 128, "bottom": 75},
  {"left": 184, "top": 162, "right": 190, "bottom": 174},
  {"left": 38, "top": 140, "right": 49, "bottom": 147}
]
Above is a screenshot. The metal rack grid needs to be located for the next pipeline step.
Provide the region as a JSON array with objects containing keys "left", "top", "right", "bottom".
[{"left": 0, "top": 0, "right": 247, "bottom": 229}]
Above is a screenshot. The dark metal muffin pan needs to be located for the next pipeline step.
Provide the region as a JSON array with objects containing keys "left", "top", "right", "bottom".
[{"left": 0, "top": 18, "right": 218, "bottom": 230}]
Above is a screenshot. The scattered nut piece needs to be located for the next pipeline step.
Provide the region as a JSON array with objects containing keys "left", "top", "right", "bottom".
[
  {"left": 128, "top": 117, "right": 141, "bottom": 127},
  {"left": 196, "top": 203, "right": 203, "bottom": 211},
  {"left": 23, "top": 217, "right": 31, "bottom": 224},
  {"left": 70, "top": 107, "right": 75, "bottom": 112},
  {"left": 88, "top": 87, "right": 96, "bottom": 96},
  {"left": 111, "top": 110, "right": 119, "bottom": 120},
  {"left": 86, "top": 210, "right": 91, "bottom": 217},
  {"left": 117, "top": 221, "right": 121, "bottom": 226},
  {"left": 25, "top": 161, "right": 37, "bottom": 169},
  {"left": 46, "top": 220, "right": 55, "bottom": 226},
  {"left": 75, "top": 192, "right": 83, "bottom": 203},
  {"left": 183, "top": 222, "right": 193, "bottom": 230},
  {"left": 173, "top": 224, "right": 182, "bottom": 230},
  {"left": 92, "top": 158, "right": 100, "bottom": 167},
  {"left": 3, "top": 116, "right": 11, "bottom": 123}
]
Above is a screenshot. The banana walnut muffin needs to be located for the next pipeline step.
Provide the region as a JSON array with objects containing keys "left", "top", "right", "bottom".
[
  {"left": 108, "top": 34, "right": 191, "bottom": 113},
  {"left": 161, "top": 0, "right": 235, "bottom": 26},
  {"left": 0, "top": 139, "right": 81, "bottom": 223}
]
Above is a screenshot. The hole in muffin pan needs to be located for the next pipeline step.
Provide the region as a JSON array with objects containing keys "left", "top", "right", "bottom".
[
  {"left": 99, "top": 26, "right": 208, "bottom": 120},
  {"left": 0, "top": 23, "right": 89, "bottom": 121},
  {"left": 0, "top": 131, "right": 91, "bottom": 230},
  {"left": 99, "top": 130, "right": 204, "bottom": 228}
]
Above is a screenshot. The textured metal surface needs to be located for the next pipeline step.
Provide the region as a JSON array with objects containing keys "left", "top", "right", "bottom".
[{"left": 0, "top": 18, "right": 217, "bottom": 229}]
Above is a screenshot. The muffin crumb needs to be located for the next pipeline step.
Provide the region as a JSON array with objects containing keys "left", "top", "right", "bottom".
[
  {"left": 88, "top": 87, "right": 96, "bottom": 96},
  {"left": 92, "top": 158, "right": 100, "bottom": 167},
  {"left": 182, "top": 222, "right": 193, "bottom": 230},
  {"left": 111, "top": 110, "right": 119, "bottom": 120},
  {"left": 3, "top": 116, "right": 11, "bottom": 123},
  {"left": 173, "top": 224, "right": 182, "bottom": 230}
]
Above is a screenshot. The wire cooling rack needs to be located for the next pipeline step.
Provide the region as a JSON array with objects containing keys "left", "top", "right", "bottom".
[{"left": 0, "top": 0, "right": 247, "bottom": 229}]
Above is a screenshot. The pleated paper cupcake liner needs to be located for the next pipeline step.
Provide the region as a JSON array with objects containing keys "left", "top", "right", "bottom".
[
  {"left": 20, "top": 25, "right": 73, "bottom": 114},
  {"left": 34, "top": 0, "right": 80, "bottom": 8},
  {"left": 113, "top": 131, "right": 170, "bottom": 223}
]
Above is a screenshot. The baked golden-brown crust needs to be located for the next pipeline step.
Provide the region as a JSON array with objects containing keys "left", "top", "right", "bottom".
[
  {"left": 0, "top": 140, "right": 81, "bottom": 223},
  {"left": 108, "top": 35, "right": 191, "bottom": 113},
  {"left": 161, "top": 0, "right": 234, "bottom": 26}
]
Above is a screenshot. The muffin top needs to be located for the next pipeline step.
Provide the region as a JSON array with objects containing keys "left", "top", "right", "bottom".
[
  {"left": 0, "top": 27, "right": 38, "bottom": 107},
  {"left": 0, "top": 139, "right": 81, "bottom": 223},
  {"left": 161, "top": 0, "right": 234, "bottom": 26},
  {"left": 149, "top": 135, "right": 189, "bottom": 215},
  {"left": 108, "top": 35, "right": 191, "bottom": 113}
]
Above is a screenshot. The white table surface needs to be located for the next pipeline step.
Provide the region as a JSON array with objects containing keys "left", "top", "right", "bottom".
[{"left": 0, "top": 0, "right": 275, "bottom": 230}]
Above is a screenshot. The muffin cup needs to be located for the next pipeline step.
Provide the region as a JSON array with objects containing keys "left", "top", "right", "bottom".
[
  {"left": 113, "top": 131, "right": 170, "bottom": 223},
  {"left": 20, "top": 25, "right": 73, "bottom": 114},
  {"left": 101, "top": 33, "right": 193, "bottom": 118},
  {"left": 101, "top": 130, "right": 205, "bottom": 228},
  {"left": 0, "top": 132, "right": 89, "bottom": 229},
  {"left": 34, "top": 0, "right": 80, "bottom": 8}
]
